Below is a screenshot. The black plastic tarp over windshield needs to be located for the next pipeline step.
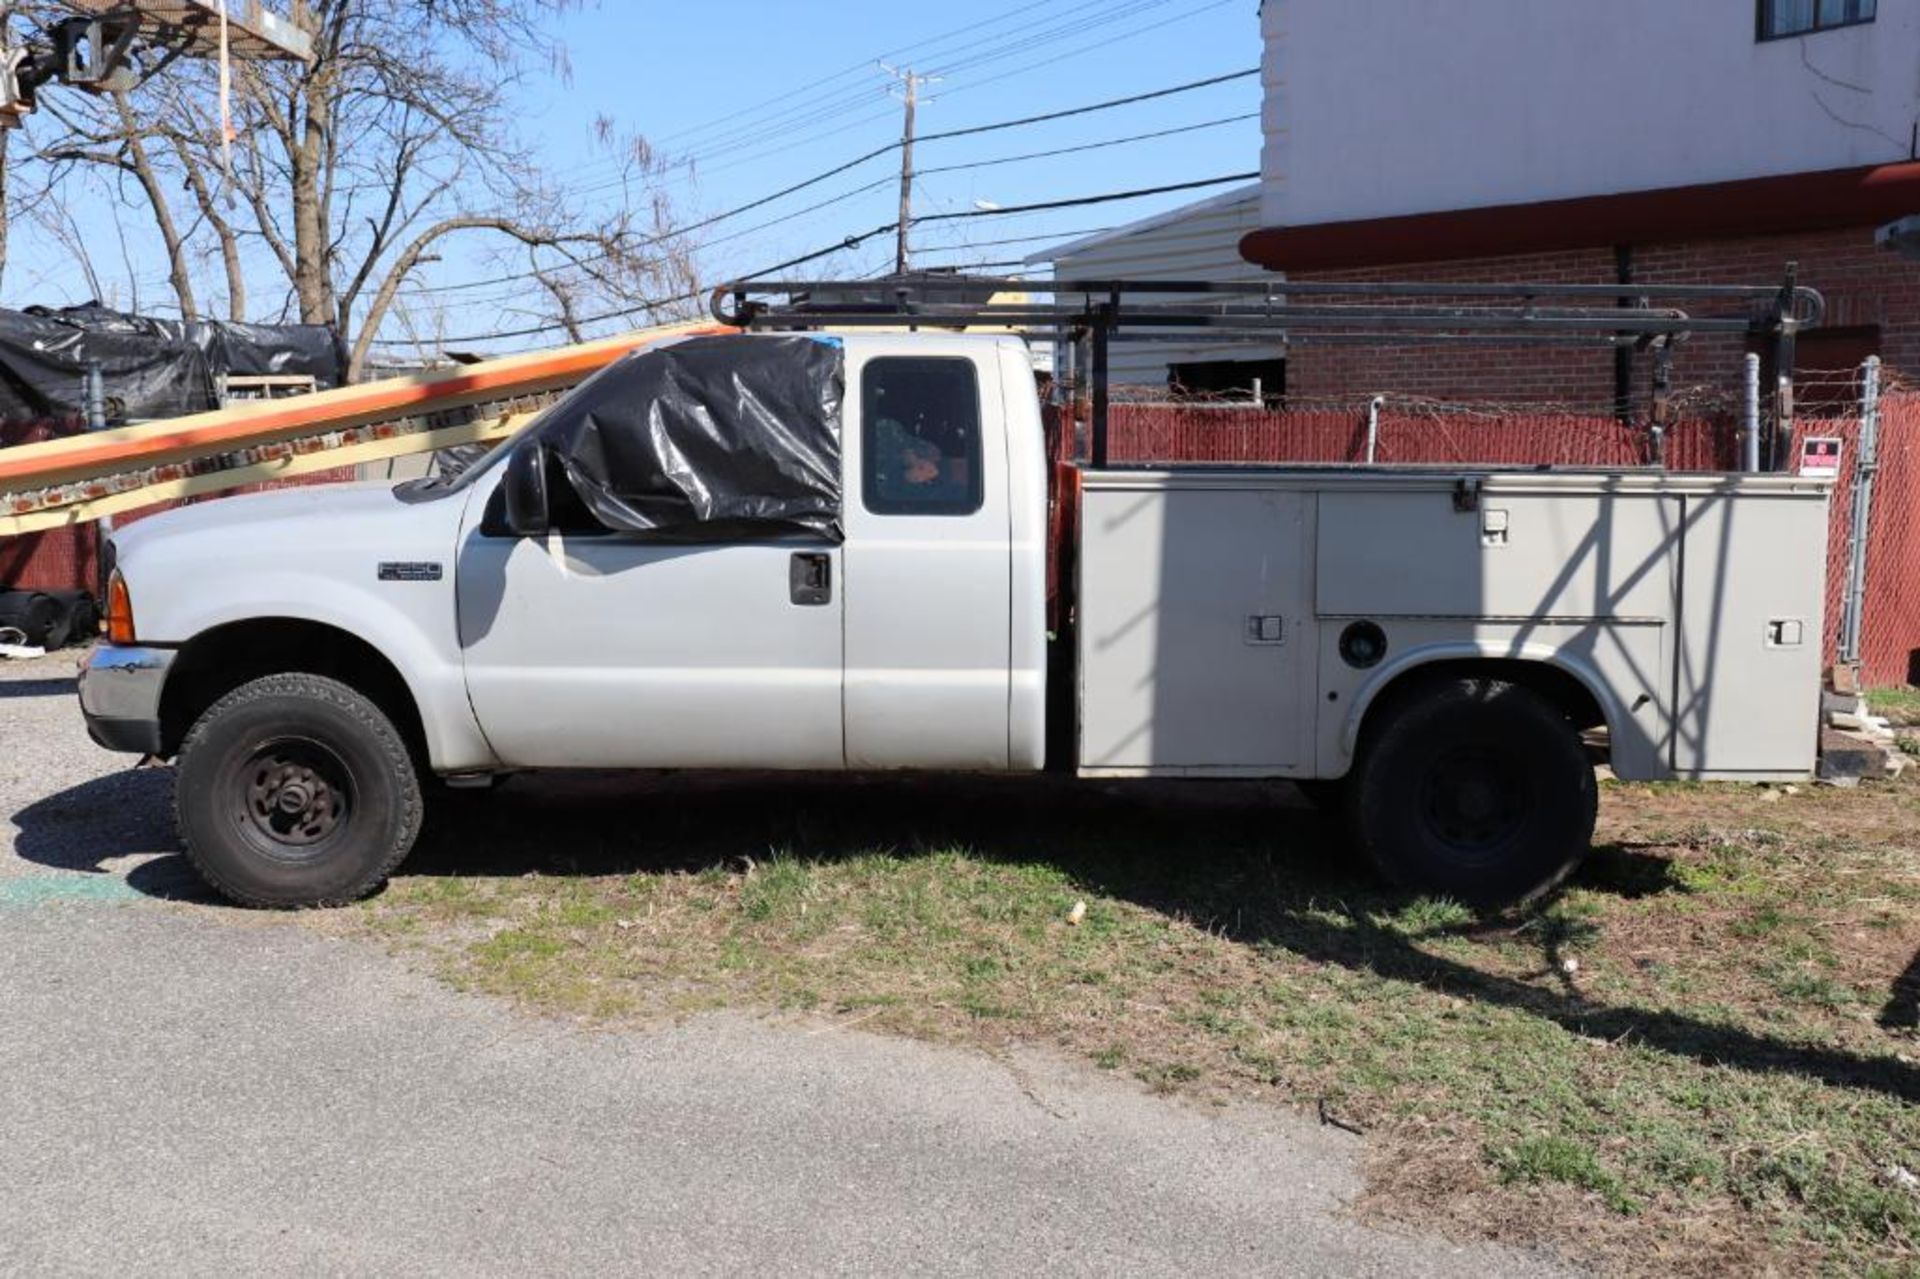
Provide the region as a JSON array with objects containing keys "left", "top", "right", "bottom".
[
  {"left": 0, "top": 304, "right": 340, "bottom": 425},
  {"left": 535, "top": 333, "right": 845, "bottom": 542}
]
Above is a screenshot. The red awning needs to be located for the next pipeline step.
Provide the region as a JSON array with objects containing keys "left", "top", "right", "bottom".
[{"left": 1239, "top": 162, "right": 1920, "bottom": 271}]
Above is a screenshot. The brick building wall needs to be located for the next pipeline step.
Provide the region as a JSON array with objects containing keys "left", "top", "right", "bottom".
[{"left": 1283, "top": 226, "right": 1920, "bottom": 408}]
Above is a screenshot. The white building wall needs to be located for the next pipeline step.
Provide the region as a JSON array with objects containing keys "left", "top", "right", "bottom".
[
  {"left": 1260, "top": 0, "right": 1920, "bottom": 230},
  {"left": 1036, "top": 187, "right": 1273, "bottom": 386}
]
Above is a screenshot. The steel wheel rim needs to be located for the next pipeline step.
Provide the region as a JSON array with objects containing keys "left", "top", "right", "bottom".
[
  {"left": 233, "top": 736, "right": 355, "bottom": 863},
  {"left": 1417, "top": 743, "right": 1529, "bottom": 863}
]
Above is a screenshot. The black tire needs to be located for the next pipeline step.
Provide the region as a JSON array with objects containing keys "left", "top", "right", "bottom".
[
  {"left": 175, "top": 673, "right": 423, "bottom": 908},
  {"left": 1345, "top": 677, "right": 1596, "bottom": 906},
  {"left": 1291, "top": 778, "right": 1346, "bottom": 812},
  {"left": 0, "top": 590, "right": 58, "bottom": 648}
]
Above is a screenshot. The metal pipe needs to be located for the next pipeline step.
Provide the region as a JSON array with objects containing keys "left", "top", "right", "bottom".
[
  {"left": 1742, "top": 352, "right": 1762, "bottom": 473},
  {"left": 724, "top": 276, "right": 1821, "bottom": 306},
  {"left": 1098, "top": 331, "right": 1639, "bottom": 347},
  {"left": 1648, "top": 341, "right": 1673, "bottom": 467},
  {"left": 84, "top": 359, "right": 113, "bottom": 596},
  {"left": 1839, "top": 356, "right": 1882, "bottom": 668},
  {"left": 1090, "top": 304, "right": 1111, "bottom": 469},
  {"left": 1768, "top": 263, "right": 1801, "bottom": 471},
  {"left": 1365, "top": 395, "right": 1385, "bottom": 465},
  {"left": 729, "top": 308, "right": 1740, "bottom": 334},
  {"left": 85, "top": 361, "right": 107, "bottom": 432},
  {"left": 1613, "top": 244, "right": 1635, "bottom": 424}
]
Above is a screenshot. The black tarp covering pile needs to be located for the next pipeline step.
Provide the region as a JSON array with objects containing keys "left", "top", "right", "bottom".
[
  {"left": 0, "top": 304, "right": 340, "bottom": 426},
  {"left": 536, "top": 333, "right": 845, "bottom": 542}
]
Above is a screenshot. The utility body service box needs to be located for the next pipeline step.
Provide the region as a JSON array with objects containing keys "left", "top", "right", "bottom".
[{"left": 1075, "top": 468, "right": 1830, "bottom": 783}]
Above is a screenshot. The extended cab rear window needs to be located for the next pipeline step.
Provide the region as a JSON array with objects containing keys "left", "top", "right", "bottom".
[{"left": 861, "top": 357, "right": 983, "bottom": 517}]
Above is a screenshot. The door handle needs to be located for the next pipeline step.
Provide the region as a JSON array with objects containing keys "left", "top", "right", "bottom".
[{"left": 790, "top": 552, "right": 832, "bottom": 606}]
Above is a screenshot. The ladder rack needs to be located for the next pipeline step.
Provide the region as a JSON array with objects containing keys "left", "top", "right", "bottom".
[{"left": 713, "top": 269, "right": 1824, "bottom": 467}]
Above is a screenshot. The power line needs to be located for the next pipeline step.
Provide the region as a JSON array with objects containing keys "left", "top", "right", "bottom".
[
  {"left": 391, "top": 238, "right": 867, "bottom": 350},
  {"left": 900, "top": 225, "right": 1119, "bottom": 252},
  {"left": 381, "top": 171, "right": 1255, "bottom": 349},
  {"left": 398, "top": 222, "right": 1123, "bottom": 314},
  {"left": 403, "top": 68, "right": 1259, "bottom": 300},
  {"left": 680, "top": 0, "right": 1236, "bottom": 179},
  {"left": 641, "top": 0, "right": 1187, "bottom": 174},
  {"left": 917, "top": 112, "right": 1256, "bottom": 178},
  {"left": 414, "top": 173, "right": 899, "bottom": 301},
  {"left": 909, "top": 257, "right": 1032, "bottom": 272},
  {"left": 912, "top": 170, "right": 1256, "bottom": 226},
  {"left": 648, "top": 0, "right": 1077, "bottom": 152},
  {"left": 930, "top": 0, "right": 1242, "bottom": 108},
  {"left": 927, "top": 0, "right": 1187, "bottom": 82},
  {"left": 553, "top": 0, "right": 1136, "bottom": 192},
  {"left": 554, "top": 64, "right": 1256, "bottom": 206}
]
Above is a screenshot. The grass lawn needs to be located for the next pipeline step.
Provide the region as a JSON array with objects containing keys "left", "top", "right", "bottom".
[
  {"left": 344, "top": 768, "right": 1920, "bottom": 1275},
  {"left": 1871, "top": 686, "right": 1920, "bottom": 730}
]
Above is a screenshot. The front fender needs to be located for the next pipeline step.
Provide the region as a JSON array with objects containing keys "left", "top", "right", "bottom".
[{"left": 147, "top": 573, "right": 493, "bottom": 772}]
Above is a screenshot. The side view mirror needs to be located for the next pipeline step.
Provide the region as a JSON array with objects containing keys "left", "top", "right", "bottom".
[{"left": 503, "top": 442, "right": 551, "bottom": 537}]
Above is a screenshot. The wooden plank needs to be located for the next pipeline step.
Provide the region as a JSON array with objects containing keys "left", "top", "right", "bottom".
[
  {"left": 0, "top": 320, "right": 730, "bottom": 493},
  {"left": 0, "top": 412, "right": 531, "bottom": 536}
]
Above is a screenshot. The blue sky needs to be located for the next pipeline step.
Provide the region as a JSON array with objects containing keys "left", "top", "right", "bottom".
[
  {"left": 541, "top": 0, "right": 1261, "bottom": 267},
  {"left": 7, "top": 0, "right": 1264, "bottom": 352}
]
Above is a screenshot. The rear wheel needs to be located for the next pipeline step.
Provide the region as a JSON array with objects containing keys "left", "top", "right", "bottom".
[
  {"left": 175, "top": 673, "right": 423, "bottom": 908},
  {"left": 1345, "top": 677, "right": 1596, "bottom": 906}
]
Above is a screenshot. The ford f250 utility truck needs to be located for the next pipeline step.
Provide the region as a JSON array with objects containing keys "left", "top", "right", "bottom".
[{"left": 77, "top": 329, "right": 1830, "bottom": 909}]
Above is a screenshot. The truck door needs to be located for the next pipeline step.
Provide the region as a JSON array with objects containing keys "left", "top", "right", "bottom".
[
  {"left": 841, "top": 350, "right": 1012, "bottom": 769},
  {"left": 453, "top": 470, "right": 846, "bottom": 770}
]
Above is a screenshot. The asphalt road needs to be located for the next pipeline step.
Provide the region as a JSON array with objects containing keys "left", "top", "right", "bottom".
[{"left": 0, "top": 653, "right": 1571, "bottom": 1276}]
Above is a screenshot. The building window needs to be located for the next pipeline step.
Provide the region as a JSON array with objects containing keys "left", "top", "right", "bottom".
[
  {"left": 1758, "top": 0, "right": 1875, "bottom": 40},
  {"left": 861, "top": 357, "right": 983, "bottom": 517},
  {"left": 1169, "top": 357, "right": 1286, "bottom": 406}
]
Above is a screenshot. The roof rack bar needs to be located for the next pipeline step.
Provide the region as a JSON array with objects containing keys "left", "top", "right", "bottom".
[
  {"left": 716, "top": 275, "right": 1823, "bottom": 310},
  {"left": 712, "top": 272, "right": 1824, "bottom": 337},
  {"left": 718, "top": 307, "right": 1749, "bottom": 335}
]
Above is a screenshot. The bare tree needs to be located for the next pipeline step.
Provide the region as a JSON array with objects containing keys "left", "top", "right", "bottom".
[{"left": 12, "top": 0, "right": 698, "bottom": 375}]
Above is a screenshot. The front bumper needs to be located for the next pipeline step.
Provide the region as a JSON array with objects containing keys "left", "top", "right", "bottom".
[{"left": 77, "top": 644, "right": 175, "bottom": 755}]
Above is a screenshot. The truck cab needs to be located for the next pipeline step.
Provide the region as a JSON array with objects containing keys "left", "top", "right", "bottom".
[{"left": 454, "top": 334, "right": 1048, "bottom": 774}]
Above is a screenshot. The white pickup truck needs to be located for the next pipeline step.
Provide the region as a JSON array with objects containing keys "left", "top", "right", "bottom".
[{"left": 77, "top": 330, "right": 1830, "bottom": 908}]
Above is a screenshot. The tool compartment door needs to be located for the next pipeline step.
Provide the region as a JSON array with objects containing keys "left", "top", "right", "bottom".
[
  {"left": 1077, "top": 486, "right": 1313, "bottom": 775},
  {"left": 1672, "top": 490, "right": 1827, "bottom": 778}
]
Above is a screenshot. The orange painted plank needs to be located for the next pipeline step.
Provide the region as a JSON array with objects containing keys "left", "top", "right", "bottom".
[{"left": 0, "top": 322, "right": 733, "bottom": 491}]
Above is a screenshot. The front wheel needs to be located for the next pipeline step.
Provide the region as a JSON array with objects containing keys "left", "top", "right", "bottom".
[
  {"left": 1345, "top": 677, "right": 1596, "bottom": 906},
  {"left": 175, "top": 673, "right": 424, "bottom": 908}
]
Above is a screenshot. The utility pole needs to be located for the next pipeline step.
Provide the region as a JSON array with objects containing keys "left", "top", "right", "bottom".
[{"left": 882, "top": 64, "right": 934, "bottom": 277}]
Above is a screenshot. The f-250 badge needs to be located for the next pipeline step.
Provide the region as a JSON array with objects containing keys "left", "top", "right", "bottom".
[{"left": 377, "top": 562, "right": 443, "bottom": 582}]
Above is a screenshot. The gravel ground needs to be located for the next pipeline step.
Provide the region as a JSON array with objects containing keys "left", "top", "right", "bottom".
[{"left": 0, "top": 651, "right": 1573, "bottom": 1277}]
